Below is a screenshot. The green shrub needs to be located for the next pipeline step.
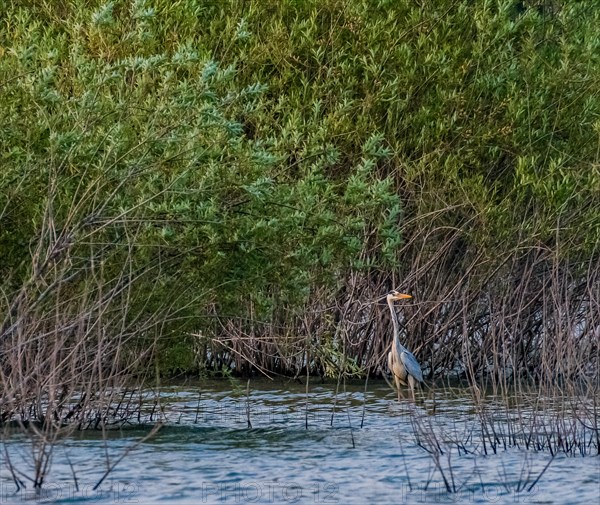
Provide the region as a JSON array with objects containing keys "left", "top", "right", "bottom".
[{"left": 1, "top": 0, "right": 598, "bottom": 378}]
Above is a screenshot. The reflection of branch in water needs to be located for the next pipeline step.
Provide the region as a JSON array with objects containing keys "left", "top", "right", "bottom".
[{"left": 94, "top": 423, "right": 163, "bottom": 491}]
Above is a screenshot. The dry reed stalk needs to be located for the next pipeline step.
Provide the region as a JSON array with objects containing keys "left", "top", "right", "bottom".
[{"left": 0, "top": 188, "right": 176, "bottom": 489}]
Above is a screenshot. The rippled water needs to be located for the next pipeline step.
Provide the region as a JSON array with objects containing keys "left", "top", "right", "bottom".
[{"left": 1, "top": 380, "right": 598, "bottom": 504}]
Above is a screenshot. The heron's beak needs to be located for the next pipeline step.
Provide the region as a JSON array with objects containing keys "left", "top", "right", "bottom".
[{"left": 393, "top": 293, "right": 412, "bottom": 300}]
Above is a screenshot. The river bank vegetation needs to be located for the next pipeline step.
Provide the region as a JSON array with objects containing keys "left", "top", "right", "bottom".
[{"left": 1, "top": 0, "right": 599, "bottom": 426}]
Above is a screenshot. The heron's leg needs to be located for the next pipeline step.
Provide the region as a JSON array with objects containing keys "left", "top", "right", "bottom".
[
  {"left": 394, "top": 376, "right": 402, "bottom": 402},
  {"left": 408, "top": 375, "right": 416, "bottom": 402}
]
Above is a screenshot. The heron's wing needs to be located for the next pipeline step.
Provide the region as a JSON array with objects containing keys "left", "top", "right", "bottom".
[{"left": 400, "top": 350, "right": 424, "bottom": 383}]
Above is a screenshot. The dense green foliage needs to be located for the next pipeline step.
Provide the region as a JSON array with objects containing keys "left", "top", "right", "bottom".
[{"left": 1, "top": 0, "right": 599, "bottom": 378}]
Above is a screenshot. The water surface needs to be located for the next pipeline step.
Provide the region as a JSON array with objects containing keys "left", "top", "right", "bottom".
[{"left": 1, "top": 380, "right": 598, "bottom": 504}]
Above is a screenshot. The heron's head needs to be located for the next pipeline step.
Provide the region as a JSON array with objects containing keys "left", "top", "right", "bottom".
[{"left": 387, "top": 290, "right": 412, "bottom": 302}]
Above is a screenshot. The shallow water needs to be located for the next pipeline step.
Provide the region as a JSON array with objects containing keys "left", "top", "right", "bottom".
[{"left": 1, "top": 380, "right": 598, "bottom": 504}]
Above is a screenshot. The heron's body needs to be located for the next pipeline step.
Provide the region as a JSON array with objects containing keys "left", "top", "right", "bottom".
[{"left": 386, "top": 291, "right": 424, "bottom": 400}]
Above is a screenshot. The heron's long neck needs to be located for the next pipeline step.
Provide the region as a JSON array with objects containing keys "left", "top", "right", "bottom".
[{"left": 387, "top": 299, "right": 404, "bottom": 352}]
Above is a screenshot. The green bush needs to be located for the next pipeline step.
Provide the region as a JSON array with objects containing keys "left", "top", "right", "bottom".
[{"left": 1, "top": 0, "right": 598, "bottom": 378}]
